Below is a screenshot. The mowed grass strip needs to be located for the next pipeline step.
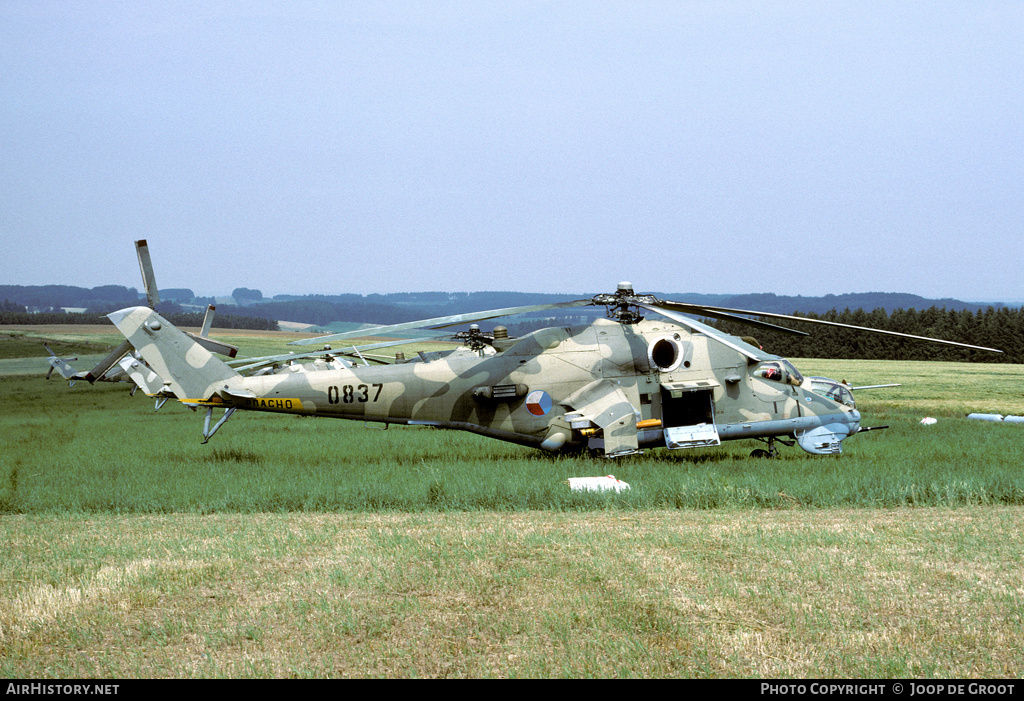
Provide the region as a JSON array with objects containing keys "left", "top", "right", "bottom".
[{"left": 1, "top": 509, "right": 1023, "bottom": 678}]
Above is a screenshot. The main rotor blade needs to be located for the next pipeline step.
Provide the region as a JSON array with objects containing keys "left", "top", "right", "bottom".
[
  {"left": 680, "top": 302, "right": 1004, "bottom": 354},
  {"left": 657, "top": 300, "right": 809, "bottom": 336},
  {"left": 231, "top": 338, "right": 420, "bottom": 372},
  {"left": 135, "top": 239, "right": 160, "bottom": 308},
  {"left": 80, "top": 339, "right": 134, "bottom": 383},
  {"left": 287, "top": 300, "right": 593, "bottom": 346},
  {"left": 636, "top": 303, "right": 777, "bottom": 362}
]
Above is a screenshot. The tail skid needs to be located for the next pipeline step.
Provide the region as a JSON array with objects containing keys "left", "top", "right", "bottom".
[{"left": 202, "top": 407, "right": 237, "bottom": 444}]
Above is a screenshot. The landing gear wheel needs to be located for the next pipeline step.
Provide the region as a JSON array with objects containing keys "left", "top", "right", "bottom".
[{"left": 751, "top": 437, "right": 784, "bottom": 458}]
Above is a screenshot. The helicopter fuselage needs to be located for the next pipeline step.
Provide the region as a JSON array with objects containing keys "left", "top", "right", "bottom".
[
  {"left": 102, "top": 265, "right": 1000, "bottom": 457},
  {"left": 211, "top": 316, "right": 860, "bottom": 456}
]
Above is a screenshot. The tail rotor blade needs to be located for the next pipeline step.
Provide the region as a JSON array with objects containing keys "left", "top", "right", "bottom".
[{"left": 80, "top": 339, "right": 134, "bottom": 383}]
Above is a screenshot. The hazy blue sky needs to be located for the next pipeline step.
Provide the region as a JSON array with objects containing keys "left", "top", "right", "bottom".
[{"left": 2, "top": 1, "right": 1022, "bottom": 301}]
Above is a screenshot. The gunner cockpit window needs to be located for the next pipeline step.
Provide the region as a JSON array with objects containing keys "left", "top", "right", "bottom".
[{"left": 809, "top": 377, "right": 856, "bottom": 408}]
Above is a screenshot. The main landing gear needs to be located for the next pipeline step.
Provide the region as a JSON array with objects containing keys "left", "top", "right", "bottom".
[{"left": 750, "top": 436, "right": 794, "bottom": 458}]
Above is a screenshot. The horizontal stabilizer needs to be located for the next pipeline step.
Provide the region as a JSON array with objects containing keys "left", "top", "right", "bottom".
[
  {"left": 217, "top": 386, "right": 257, "bottom": 401},
  {"left": 186, "top": 331, "right": 239, "bottom": 358},
  {"left": 117, "top": 355, "right": 170, "bottom": 397}
]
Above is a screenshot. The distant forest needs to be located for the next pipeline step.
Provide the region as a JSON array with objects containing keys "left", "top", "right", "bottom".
[
  {"left": 1, "top": 285, "right": 1020, "bottom": 362},
  {"left": 0, "top": 285, "right": 277, "bottom": 331},
  {"left": 711, "top": 307, "right": 1023, "bottom": 365},
  {"left": 0, "top": 303, "right": 279, "bottom": 331}
]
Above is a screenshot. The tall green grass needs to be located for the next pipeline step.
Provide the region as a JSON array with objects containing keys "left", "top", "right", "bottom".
[{"left": 3, "top": 359, "right": 1023, "bottom": 513}]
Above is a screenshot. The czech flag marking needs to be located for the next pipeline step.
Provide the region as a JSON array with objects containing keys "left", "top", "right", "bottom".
[{"left": 526, "top": 390, "right": 552, "bottom": 416}]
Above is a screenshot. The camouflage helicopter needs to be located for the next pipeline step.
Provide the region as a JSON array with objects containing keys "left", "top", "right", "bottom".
[{"left": 104, "top": 281, "right": 1002, "bottom": 457}]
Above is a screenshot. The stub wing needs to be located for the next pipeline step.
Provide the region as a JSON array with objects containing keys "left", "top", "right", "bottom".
[{"left": 562, "top": 379, "right": 640, "bottom": 457}]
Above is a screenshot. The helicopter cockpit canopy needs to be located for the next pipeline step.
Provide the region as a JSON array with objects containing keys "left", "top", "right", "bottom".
[
  {"left": 808, "top": 377, "right": 856, "bottom": 408},
  {"left": 753, "top": 359, "right": 804, "bottom": 387}
]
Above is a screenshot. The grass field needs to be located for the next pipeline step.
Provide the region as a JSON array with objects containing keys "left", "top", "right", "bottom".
[
  {"left": 1, "top": 327, "right": 1023, "bottom": 677},
  {"left": 3, "top": 508, "right": 1023, "bottom": 678}
]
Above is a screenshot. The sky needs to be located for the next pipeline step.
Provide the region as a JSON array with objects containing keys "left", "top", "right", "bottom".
[{"left": 2, "top": 1, "right": 1022, "bottom": 302}]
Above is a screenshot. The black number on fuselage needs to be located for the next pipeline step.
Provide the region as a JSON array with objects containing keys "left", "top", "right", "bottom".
[{"left": 328, "top": 384, "right": 383, "bottom": 405}]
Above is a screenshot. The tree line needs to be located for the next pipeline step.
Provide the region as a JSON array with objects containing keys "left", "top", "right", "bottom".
[
  {"left": 714, "top": 306, "right": 1022, "bottom": 364},
  {"left": 0, "top": 300, "right": 278, "bottom": 331}
]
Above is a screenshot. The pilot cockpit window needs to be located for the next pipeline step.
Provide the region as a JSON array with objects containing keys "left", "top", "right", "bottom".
[
  {"left": 755, "top": 362, "right": 785, "bottom": 382},
  {"left": 780, "top": 359, "right": 804, "bottom": 385},
  {"left": 754, "top": 360, "right": 804, "bottom": 386}
]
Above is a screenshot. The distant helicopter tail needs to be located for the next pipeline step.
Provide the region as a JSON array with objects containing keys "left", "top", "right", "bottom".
[
  {"left": 107, "top": 306, "right": 242, "bottom": 404},
  {"left": 44, "top": 344, "right": 80, "bottom": 382}
]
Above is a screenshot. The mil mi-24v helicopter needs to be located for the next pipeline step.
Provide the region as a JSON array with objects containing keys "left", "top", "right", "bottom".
[{"left": 103, "top": 274, "right": 1003, "bottom": 457}]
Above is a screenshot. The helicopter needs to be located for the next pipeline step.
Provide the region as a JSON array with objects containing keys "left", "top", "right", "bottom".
[{"left": 102, "top": 279, "right": 1003, "bottom": 457}]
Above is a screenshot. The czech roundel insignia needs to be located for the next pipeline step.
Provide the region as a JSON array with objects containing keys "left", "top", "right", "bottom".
[{"left": 526, "top": 390, "right": 552, "bottom": 416}]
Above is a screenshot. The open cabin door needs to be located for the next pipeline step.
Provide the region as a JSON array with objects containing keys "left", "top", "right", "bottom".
[{"left": 660, "top": 381, "right": 721, "bottom": 450}]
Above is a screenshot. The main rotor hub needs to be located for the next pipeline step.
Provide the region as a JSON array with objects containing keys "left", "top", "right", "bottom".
[
  {"left": 454, "top": 324, "right": 492, "bottom": 351},
  {"left": 592, "top": 284, "right": 661, "bottom": 325}
]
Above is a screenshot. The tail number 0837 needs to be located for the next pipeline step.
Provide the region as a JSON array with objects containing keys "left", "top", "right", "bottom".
[{"left": 327, "top": 384, "right": 383, "bottom": 405}]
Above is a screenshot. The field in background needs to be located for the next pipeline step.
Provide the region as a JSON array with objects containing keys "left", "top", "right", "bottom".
[{"left": 1, "top": 327, "right": 1023, "bottom": 677}]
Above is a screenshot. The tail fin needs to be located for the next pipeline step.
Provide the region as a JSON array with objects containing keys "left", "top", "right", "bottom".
[
  {"left": 107, "top": 306, "right": 241, "bottom": 403},
  {"left": 116, "top": 354, "right": 169, "bottom": 397}
]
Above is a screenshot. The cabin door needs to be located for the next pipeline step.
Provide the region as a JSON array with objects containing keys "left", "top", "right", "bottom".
[{"left": 660, "top": 382, "right": 721, "bottom": 449}]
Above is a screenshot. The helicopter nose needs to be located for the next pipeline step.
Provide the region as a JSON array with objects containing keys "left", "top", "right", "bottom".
[
  {"left": 795, "top": 409, "right": 862, "bottom": 454},
  {"left": 831, "top": 409, "right": 862, "bottom": 441},
  {"left": 848, "top": 409, "right": 862, "bottom": 434}
]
